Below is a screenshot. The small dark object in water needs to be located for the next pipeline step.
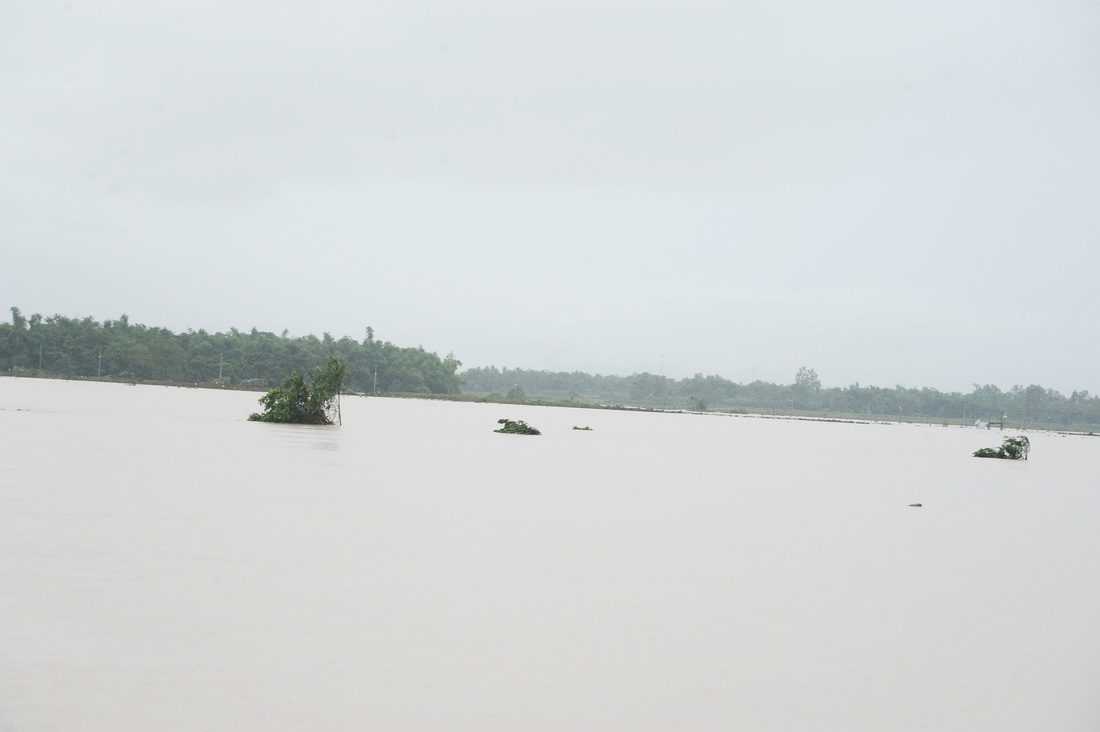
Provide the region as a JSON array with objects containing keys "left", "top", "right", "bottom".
[
  {"left": 909, "top": 503, "right": 922, "bottom": 507},
  {"left": 573, "top": 426, "right": 592, "bottom": 431}
]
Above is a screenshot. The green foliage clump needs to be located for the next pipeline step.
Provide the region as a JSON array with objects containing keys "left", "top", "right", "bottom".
[
  {"left": 974, "top": 435, "right": 1030, "bottom": 460},
  {"left": 249, "top": 357, "right": 346, "bottom": 424},
  {"left": 495, "top": 418, "right": 540, "bottom": 435}
]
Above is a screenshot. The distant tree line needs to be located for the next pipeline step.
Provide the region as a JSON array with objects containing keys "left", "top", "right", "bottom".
[
  {"left": 0, "top": 307, "right": 462, "bottom": 395},
  {"left": 459, "top": 365, "right": 1100, "bottom": 431},
  {"left": 5, "top": 307, "right": 1098, "bottom": 430}
]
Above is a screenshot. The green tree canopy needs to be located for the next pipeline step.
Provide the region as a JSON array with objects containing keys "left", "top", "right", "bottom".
[{"left": 249, "top": 357, "right": 346, "bottom": 424}]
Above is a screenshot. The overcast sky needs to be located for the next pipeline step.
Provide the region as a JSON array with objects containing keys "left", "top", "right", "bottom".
[{"left": 2, "top": 1, "right": 1097, "bottom": 393}]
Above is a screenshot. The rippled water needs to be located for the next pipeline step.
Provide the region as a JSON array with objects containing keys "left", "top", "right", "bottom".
[{"left": 2, "top": 377, "right": 1099, "bottom": 730}]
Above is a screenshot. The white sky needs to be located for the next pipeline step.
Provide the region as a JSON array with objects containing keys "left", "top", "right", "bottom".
[{"left": 2, "top": 1, "right": 1098, "bottom": 393}]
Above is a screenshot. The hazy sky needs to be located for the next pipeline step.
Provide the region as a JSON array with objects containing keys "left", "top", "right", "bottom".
[{"left": 3, "top": 1, "right": 1097, "bottom": 393}]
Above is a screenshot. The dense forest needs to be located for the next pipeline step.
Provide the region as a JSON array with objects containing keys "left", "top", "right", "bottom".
[
  {"left": 0, "top": 307, "right": 463, "bottom": 395},
  {"left": 3, "top": 307, "right": 1098, "bottom": 431},
  {"left": 460, "top": 366, "right": 1100, "bottom": 431}
]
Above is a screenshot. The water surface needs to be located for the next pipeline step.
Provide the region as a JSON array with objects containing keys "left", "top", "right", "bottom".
[{"left": 2, "top": 378, "right": 1098, "bottom": 730}]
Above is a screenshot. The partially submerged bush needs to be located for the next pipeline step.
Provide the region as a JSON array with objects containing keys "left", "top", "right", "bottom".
[
  {"left": 974, "top": 435, "right": 1030, "bottom": 460},
  {"left": 495, "top": 418, "right": 540, "bottom": 435},
  {"left": 249, "top": 356, "right": 346, "bottom": 424}
]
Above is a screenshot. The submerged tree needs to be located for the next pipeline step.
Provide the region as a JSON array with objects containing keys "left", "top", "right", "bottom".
[
  {"left": 495, "top": 418, "right": 540, "bottom": 435},
  {"left": 249, "top": 356, "right": 347, "bottom": 424},
  {"left": 974, "top": 435, "right": 1030, "bottom": 460}
]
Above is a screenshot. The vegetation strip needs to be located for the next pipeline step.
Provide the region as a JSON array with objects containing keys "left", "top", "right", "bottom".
[{"left": 4, "top": 307, "right": 1098, "bottom": 430}]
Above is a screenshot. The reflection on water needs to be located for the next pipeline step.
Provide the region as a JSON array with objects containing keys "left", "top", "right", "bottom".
[
  {"left": 266, "top": 423, "right": 343, "bottom": 451},
  {"left": 2, "top": 377, "right": 1099, "bottom": 731}
]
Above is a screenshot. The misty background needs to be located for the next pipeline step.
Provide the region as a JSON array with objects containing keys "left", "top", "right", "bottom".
[{"left": 2, "top": 1, "right": 1097, "bottom": 393}]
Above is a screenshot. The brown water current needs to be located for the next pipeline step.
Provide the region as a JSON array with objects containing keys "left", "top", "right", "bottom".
[{"left": 2, "top": 377, "right": 1099, "bottom": 730}]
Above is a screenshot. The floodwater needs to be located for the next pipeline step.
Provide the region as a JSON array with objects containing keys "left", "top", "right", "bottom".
[{"left": 2, "top": 377, "right": 1098, "bottom": 731}]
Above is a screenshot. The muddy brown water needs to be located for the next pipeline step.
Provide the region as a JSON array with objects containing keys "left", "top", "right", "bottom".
[{"left": 2, "top": 377, "right": 1098, "bottom": 730}]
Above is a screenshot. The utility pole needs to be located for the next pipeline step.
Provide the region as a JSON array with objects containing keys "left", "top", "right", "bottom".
[
  {"left": 98, "top": 349, "right": 102, "bottom": 378},
  {"left": 218, "top": 354, "right": 223, "bottom": 384},
  {"left": 373, "top": 365, "right": 378, "bottom": 394}
]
